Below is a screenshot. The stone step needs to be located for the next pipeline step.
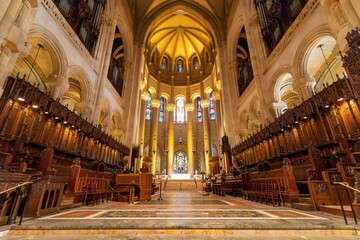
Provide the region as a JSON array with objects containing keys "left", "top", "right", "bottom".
[{"left": 292, "top": 202, "right": 315, "bottom": 211}]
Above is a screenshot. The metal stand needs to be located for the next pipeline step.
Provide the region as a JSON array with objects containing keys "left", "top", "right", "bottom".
[{"left": 158, "top": 180, "right": 163, "bottom": 201}]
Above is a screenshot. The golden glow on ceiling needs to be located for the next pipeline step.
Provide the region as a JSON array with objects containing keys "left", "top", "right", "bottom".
[{"left": 148, "top": 13, "right": 212, "bottom": 60}]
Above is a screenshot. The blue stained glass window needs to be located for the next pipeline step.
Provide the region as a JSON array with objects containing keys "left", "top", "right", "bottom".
[
  {"left": 161, "top": 57, "right": 167, "bottom": 70},
  {"left": 159, "top": 96, "right": 165, "bottom": 122},
  {"left": 177, "top": 59, "right": 184, "bottom": 73},
  {"left": 196, "top": 97, "right": 202, "bottom": 122},
  {"left": 209, "top": 92, "right": 216, "bottom": 120},
  {"left": 146, "top": 92, "right": 152, "bottom": 120}
]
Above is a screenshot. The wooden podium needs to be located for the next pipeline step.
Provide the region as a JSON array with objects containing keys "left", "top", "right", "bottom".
[{"left": 113, "top": 173, "right": 153, "bottom": 201}]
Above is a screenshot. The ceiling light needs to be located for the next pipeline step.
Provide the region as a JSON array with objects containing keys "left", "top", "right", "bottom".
[
  {"left": 17, "top": 97, "right": 25, "bottom": 102},
  {"left": 324, "top": 104, "right": 330, "bottom": 108},
  {"left": 337, "top": 97, "right": 344, "bottom": 102},
  {"left": 54, "top": 116, "right": 59, "bottom": 120},
  {"left": 303, "top": 116, "right": 307, "bottom": 120},
  {"left": 31, "top": 104, "right": 38, "bottom": 109}
]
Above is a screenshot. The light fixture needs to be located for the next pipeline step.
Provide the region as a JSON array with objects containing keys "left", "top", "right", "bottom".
[
  {"left": 54, "top": 116, "right": 59, "bottom": 120},
  {"left": 44, "top": 111, "right": 49, "bottom": 114},
  {"left": 31, "top": 104, "right": 39, "bottom": 109},
  {"left": 303, "top": 116, "right": 307, "bottom": 120},
  {"left": 295, "top": 120, "right": 299, "bottom": 124},
  {"left": 324, "top": 104, "right": 330, "bottom": 108},
  {"left": 17, "top": 97, "right": 25, "bottom": 102},
  {"left": 63, "top": 121, "right": 68, "bottom": 124},
  {"left": 337, "top": 97, "right": 344, "bottom": 102}
]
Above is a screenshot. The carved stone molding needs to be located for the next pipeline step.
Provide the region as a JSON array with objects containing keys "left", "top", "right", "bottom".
[{"left": 41, "top": 0, "right": 97, "bottom": 69}]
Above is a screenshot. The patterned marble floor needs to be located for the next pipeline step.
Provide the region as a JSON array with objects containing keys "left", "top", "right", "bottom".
[{"left": 1, "top": 189, "right": 359, "bottom": 240}]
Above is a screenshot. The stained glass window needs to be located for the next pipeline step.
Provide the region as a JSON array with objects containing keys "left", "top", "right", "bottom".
[
  {"left": 174, "top": 151, "right": 188, "bottom": 173},
  {"left": 175, "top": 98, "right": 186, "bottom": 123},
  {"left": 177, "top": 59, "right": 184, "bottom": 73},
  {"left": 193, "top": 57, "right": 200, "bottom": 70},
  {"left": 161, "top": 57, "right": 167, "bottom": 70},
  {"left": 196, "top": 97, "right": 202, "bottom": 122},
  {"left": 209, "top": 92, "right": 216, "bottom": 120},
  {"left": 146, "top": 92, "right": 151, "bottom": 120},
  {"left": 159, "top": 96, "right": 165, "bottom": 122}
]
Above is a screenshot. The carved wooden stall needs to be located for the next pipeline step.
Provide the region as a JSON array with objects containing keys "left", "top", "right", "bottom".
[
  {"left": 232, "top": 28, "right": 360, "bottom": 209},
  {"left": 0, "top": 76, "right": 129, "bottom": 224}
]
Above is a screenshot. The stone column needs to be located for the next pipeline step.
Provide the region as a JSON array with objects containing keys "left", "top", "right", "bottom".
[
  {"left": 149, "top": 98, "right": 160, "bottom": 174},
  {"left": 0, "top": 0, "right": 38, "bottom": 91},
  {"left": 270, "top": 101, "right": 288, "bottom": 117},
  {"left": 212, "top": 90, "right": 224, "bottom": 170},
  {"left": 293, "top": 74, "right": 316, "bottom": 100},
  {"left": 138, "top": 90, "right": 148, "bottom": 171},
  {"left": 45, "top": 74, "right": 69, "bottom": 100},
  {"left": 340, "top": 0, "right": 360, "bottom": 27},
  {"left": 74, "top": 101, "right": 93, "bottom": 120},
  {"left": 186, "top": 103, "right": 194, "bottom": 176},
  {"left": 92, "top": 15, "right": 115, "bottom": 124},
  {"left": 166, "top": 103, "right": 176, "bottom": 177},
  {"left": 201, "top": 99, "right": 211, "bottom": 174}
]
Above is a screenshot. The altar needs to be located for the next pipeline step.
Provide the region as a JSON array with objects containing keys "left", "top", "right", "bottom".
[{"left": 170, "top": 173, "right": 191, "bottom": 180}]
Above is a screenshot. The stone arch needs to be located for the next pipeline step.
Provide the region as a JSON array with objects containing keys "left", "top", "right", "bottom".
[
  {"left": 65, "top": 65, "right": 92, "bottom": 102},
  {"left": 12, "top": 25, "right": 68, "bottom": 90},
  {"left": 269, "top": 66, "right": 295, "bottom": 103},
  {"left": 293, "top": 25, "right": 335, "bottom": 78},
  {"left": 191, "top": 93, "right": 201, "bottom": 103},
  {"left": 275, "top": 73, "right": 301, "bottom": 110},
  {"left": 27, "top": 24, "right": 68, "bottom": 77}
]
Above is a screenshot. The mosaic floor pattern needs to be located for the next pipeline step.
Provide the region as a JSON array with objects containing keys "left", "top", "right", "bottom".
[
  {"left": 44, "top": 209, "right": 326, "bottom": 220},
  {"left": 135, "top": 199, "right": 229, "bottom": 205}
]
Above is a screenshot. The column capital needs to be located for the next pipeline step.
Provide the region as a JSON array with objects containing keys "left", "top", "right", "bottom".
[
  {"left": 102, "top": 14, "right": 113, "bottom": 26},
  {"left": 212, "top": 91, "right": 221, "bottom": 101},
  {"left": 249, "top": 13, "right": 260, "bottom": 27},
  {"left": 216, "top": 80, "right": 221, "bottom": 91},
  {"left": 139, "top": 80, "right": 147, "bottom": 91},
  {"left": 185, "top": 103, "right": 195, "bottom": 112},
  {"left": 151, "top": 99, "right": 161, "bottom": 108},
  {"left": 201, "top": 99, "right": 210, "bottom": 108},
  {"left": 166, "top": 103, "right": 176, "bottom": 112},
  {"left": 141, "top": 91, "right": 148, "bottom": 101}
]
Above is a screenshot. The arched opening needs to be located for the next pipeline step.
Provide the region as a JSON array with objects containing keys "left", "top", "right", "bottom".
[{"left": 174, "top": 151, "right": 188, "bottom": 174}]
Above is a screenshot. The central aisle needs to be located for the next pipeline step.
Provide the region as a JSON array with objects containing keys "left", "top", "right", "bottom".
[{"left": 2, "top": 189, "right": 360, "bottom": 239}]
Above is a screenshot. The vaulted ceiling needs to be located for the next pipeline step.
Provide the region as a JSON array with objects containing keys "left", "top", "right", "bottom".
[{"left": 147, "top": 12, "right": 212, "bottom": 60}]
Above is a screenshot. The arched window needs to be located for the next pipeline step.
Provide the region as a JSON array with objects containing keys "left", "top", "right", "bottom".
[
  {"left": 175, "top": 98, "right": 186, "bottom": 123},
  {"left": 174, "top": 151, "right": 188, "bottom": 173},
  {"left": 209, "top": 92, "right": 216, "bottom": 120},
  {"left": 161, "top": 57, "right": 167, "bottom": 70},
  {"left": 177, "top": 59, "right": 184, "bottom": 73},
  {"left": 146, "top": 92, "right": 152, "bottom": 120},
  {"left": 193, "top": 57, "right": 200, "bottom": 70},
  {"left": 196, "top": 97, "right": 202, "bottom": 122},
  {"left": 159, "top": 96, "right": 165, "bottom": 122}
]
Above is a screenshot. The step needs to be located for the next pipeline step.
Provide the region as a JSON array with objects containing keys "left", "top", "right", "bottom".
[
  {"left": 292, "top": 202, "right": 315, "bottom": 211},
  {"left": 165, "top": 180, "right": 197, "bottom": 190},
  {"left": 319, "top": 205, "right": 360, "bottom": 218},
  {"left": 299, "top": 197, "right": 313, "bottom": 204}
]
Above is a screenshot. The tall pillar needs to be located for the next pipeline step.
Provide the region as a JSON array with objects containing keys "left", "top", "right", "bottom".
[
  {"left": 138, "top": 90, "right": 148, "bottom": 172},
  {"left": 201, "top": 99, "right": 211, "bottom": 174},
  {"left": 166, "top": 103, "right": 176, "bottom": 176},
  {"left": 185, "top": 103, "right": 194, "bottom": 176},
  {"left": 149, "top": 99, "right": 160, "bottom": 174},
  {"left": 212, "top": 91, "right": 224, "bottom": 170}
]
